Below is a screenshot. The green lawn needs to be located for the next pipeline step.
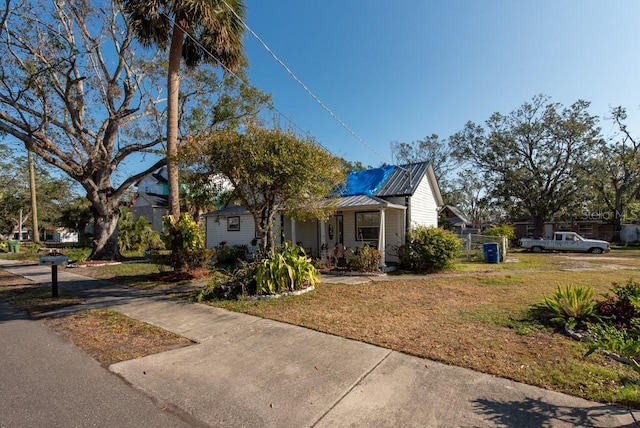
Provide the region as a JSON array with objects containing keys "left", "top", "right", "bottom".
[{"left": 4, "top": 247, "right": 640, "bottom": 407}]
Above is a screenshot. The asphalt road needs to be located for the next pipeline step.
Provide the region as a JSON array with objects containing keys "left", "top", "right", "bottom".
[{"left": 0, "top": 300, "right": 193, "bottom": 428}]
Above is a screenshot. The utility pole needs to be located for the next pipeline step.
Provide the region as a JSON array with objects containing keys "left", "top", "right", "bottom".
[{"left": 28, "top": 149, "right": 39, "bottom": 242}]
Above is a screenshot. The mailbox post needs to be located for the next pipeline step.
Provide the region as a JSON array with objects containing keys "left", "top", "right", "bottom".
[{"left": 39, "top": 253, "right": 69, "bottom": 298}]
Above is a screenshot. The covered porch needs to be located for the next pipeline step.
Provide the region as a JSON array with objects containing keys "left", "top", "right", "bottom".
[{"left": 284, "top": 196, "right": 407, "bottom": 269}]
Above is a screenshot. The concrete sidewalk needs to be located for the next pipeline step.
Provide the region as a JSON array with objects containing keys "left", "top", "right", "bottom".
[{"left": 1, "top": 259, "right": 639, "bottom": 427}]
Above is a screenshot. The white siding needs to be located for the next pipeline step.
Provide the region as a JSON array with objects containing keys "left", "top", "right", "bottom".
[
  {"left": 205, "top": 213, "right": 255, "bottom": 248},
  {"left": 407, "top": 175, "right": 439, "bottom": 228},
  {"left": 382, "top": 208, "right": 404, "bottom": 263},
  {"left": 292, "top": 220, "right": 319, "bottom": 257},
  {"left": 337, "top": 208, "right": 404, "bottom": 262},
  {"left": 132, "top": 206, "right": 167, "bottom": 232},
  {"left": 137, "top": 176, "right": 168, "bottom": 195}
]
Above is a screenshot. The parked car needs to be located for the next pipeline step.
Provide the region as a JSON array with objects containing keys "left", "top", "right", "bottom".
[{"left": 519, "top": 232, "right": 610, "bottom": 254}]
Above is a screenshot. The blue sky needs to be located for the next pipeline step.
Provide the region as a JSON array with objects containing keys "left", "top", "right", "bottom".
[{"left": 241, "top": 0, "right": 640, "bottom": 167}]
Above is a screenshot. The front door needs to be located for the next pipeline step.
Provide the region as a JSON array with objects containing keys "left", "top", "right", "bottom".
[{"left": 327, "top": 215, "right": 344, "bottom": 245}]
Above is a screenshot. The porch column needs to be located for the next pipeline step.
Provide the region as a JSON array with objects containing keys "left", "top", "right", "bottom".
[
  {"left": 378, "top": 208, "right": 386, "bottom": 269},
  {"left": 291, "top": 219, "right": 297, "bottom": 245},
  {"left": 320, "top": 220, "right": 326, "bottom": 262}
]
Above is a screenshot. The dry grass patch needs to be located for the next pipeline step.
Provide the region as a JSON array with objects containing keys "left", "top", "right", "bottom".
[
  {"left": 212, "top": 269, "right": 640, "bottom": 407},
  {"left": 0, "top": 269, "right": 192, "bottom": 367},
  {"left": 0, "top": 270, "right": 82, "bottom": 315},
  {"left": 68, "top": 262, "right": 209, "bottom": 291},
  {"left": 44, "top": 309, "right": 193, "bottom": 367}
]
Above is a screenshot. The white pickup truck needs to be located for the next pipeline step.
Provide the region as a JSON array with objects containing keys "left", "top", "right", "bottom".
[{"left": 519, "top": 232, "right": 610, "bottom": 254}]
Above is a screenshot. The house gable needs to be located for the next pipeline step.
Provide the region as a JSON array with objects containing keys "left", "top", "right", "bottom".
[
  {"left": 131, "top": 192, "right": 168, "bottom": 232},
  {"left": 440, "top": 205, "right": 472, "bottom": 226},
  {"left": 374, "top": 162, "right": 443, "bottom": 228},
  {"left": 203, "top": 205, "right": 256, "bottom": 248},
  {"left": 136, "top": 166, "right": 169, "bottom": 196}
]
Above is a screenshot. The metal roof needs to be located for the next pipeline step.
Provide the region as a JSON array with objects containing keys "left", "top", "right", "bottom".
[
  {"left": 152, "top": 173, "right": 168, "bottom": 183},
  {"left": 136, "top": 192, "right": 168, "bottom": 207},
  {"left": 334, "top": 195, "right": 406, "bottom": 210},
  {"left": 440, "top": 205, "right": 472, "bottom": 225},
  {"left": 375, "top": 162, "right": 429, "bottom": 197},
  {"left": 203, "top": 205, "right": 249, "bottom": 217}
]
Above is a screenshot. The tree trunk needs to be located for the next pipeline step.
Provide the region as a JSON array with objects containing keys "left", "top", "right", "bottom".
[
  {"left": 613, "top": 193, "right": 624, "bottom": 243},
  {"left": 167, "top": 22, "right": 185, "bottom": 220},
  {"left": 532, "top": 214, "right": 545, "bottom": 238},
  {"left": 90, "top": 206, "right": 120, "bottom": 260},
  {"left": 255, "top": 210, "right": 276, "bottom": 255},
  {"left": 85, "top": 170, "right": 121, "bottom": 260}
]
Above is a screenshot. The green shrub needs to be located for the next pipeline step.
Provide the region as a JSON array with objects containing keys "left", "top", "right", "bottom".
[
  {"left": 586, "top": 323, "right": 640, "bottom": 373},
  {"left": 484, "top": 224, "right": 516, "bottom": 240},
  {"left": 584, "top": 278, "right": 640, "bottom": 372},
  {"left": 118, "top": 208, "right": 165, "bottom": 253},
  {"left": 64, "top": 247, "right": 91, "bottom": 264},
  {"left": 347, "top": 245, "right": 381, "bottom": 272},
  {"left": 533, "top": 284, "right": 596, "bottom": 330},
  {"left": 400, "top": 226, "right": 462, "bottom": 272},
  {"left": 215, "top": 244, "right": 247, "bottom": 265},
  {"left": 197, "top": 261, "right": 258, "bottom": 301},
  {"left": 255, "top": 243, "right": 318, "bottom": 295},
  {"left": 162, "top": 214, "right": 212, "bottom": 272},
  {"left": 596, "top": 278, "right": 640, "bottom": 328}
]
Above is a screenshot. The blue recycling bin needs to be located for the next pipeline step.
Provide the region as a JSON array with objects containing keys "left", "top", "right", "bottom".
[{"left": 482, "top": 242, "right": 500, "bottom": 264}]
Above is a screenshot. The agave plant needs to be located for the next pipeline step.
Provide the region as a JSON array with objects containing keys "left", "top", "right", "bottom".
[{"left": 255, "top": 243, "right": 319, "bottom": 295}]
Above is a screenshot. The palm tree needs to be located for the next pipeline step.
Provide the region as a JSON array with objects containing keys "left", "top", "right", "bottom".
[{"left": 120, "top": 0, "right": 246, "bottom": 219}]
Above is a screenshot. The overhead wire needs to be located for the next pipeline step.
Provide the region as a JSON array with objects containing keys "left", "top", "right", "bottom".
[
  {"left": 162, "top": 13, "right": 333, "bottom": 153},
  {"left": 218, "top": 0, "right": 391, "bottom": 164}
]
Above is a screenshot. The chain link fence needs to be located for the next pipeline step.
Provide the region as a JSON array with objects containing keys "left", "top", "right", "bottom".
[{"left": 458, "top": 233, "right": 508, "bottom": 261}]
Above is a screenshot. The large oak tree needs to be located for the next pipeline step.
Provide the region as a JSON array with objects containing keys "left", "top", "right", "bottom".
[
  {"left": 450, "top": 95, "right": 600, "bottom": 236},
  {"left": 0, "top": 0, "right": 166, "bottom": 258},
  {"left": 588, "top": 107, "right": 640, "bottom": 239}
]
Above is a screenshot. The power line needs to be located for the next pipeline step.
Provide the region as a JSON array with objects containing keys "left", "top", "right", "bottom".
[
  {"left": 162, "top": 12, "right": 331, "bottom": 153},
  {"left": 219, "top": 0, "right": 390, "bottom": 163}
]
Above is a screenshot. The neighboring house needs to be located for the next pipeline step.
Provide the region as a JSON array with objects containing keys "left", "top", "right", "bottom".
[
  {"left": 137, "top": 166, "right": 169, "bottom": 196},
  {"left": 53, "top": 228, "right": 78, "bottom": 243},
  {"left": 131, "top": 192, "right": 169, "bottom": 232},
  {"left": 439, "top": 205, "right": 472, "bottom": 234},
  {"left": 511, "top": 218, "right": 614, "bottom": 242},
  {"left": 131, "top": 167, "right": 169, "bottom": 232},
  {"left": 204, "top": 162, "right": 443, "bottom": 268},
  {"left": 621, "top": 224, "right": 640, "bottom": 243}
]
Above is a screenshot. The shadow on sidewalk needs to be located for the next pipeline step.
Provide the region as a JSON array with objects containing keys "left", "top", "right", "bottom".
[
  {"left": 472, "top": 396, "right": 638, "bottom": 427},
  {"left": 0, "top": 300, "right": 30, "bottom": 323}
]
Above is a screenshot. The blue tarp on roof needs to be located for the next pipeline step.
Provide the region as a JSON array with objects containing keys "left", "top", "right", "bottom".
[{"left": 337, "top": 165, "right": 396, "bottom": 196}]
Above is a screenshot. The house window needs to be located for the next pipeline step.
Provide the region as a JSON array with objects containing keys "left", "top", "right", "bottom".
[
  {"left": 579, "top": 224, "right": 593, "bottom": 237},
  {"left": 355, "top": 211, "right": 380, "bottom": 241},
  {"left": 227, "top": 216, "right": 240, "bottom": 231}
]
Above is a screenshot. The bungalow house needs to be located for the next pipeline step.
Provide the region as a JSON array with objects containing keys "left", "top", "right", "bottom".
[
  {"left": 204, "top": 162, "right": 443, "bottom": 268},
  {"left": 511, "top": 218, "right": 614, "bottom": 242},
  {"left": 439, "top": 205, "right": 472, "bottom": 234},
  {"left": 131, "top": 167, "right": 169, "bottom": 232}
]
